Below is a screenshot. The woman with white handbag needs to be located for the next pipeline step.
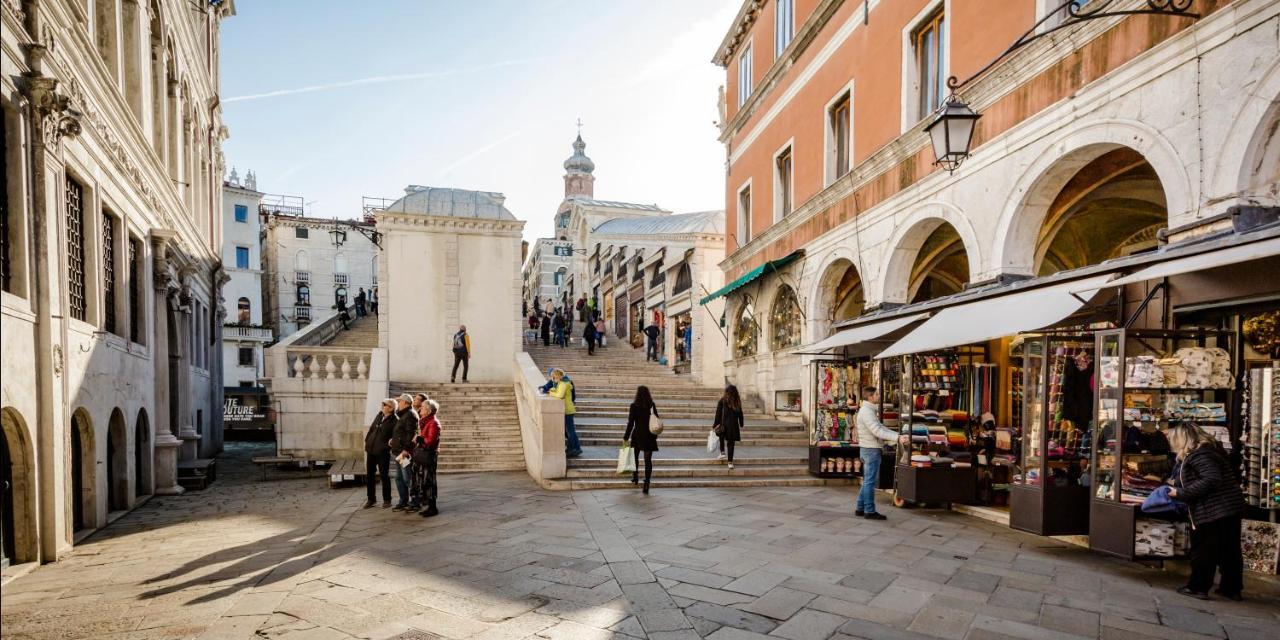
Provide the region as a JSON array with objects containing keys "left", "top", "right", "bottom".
[{"left": 623, "top": 385, "right": 662, "bottom": 494}]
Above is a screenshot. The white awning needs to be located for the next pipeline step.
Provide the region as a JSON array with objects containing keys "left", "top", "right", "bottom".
[
  {"left": 798, "top": 313, "right": 930, "bottom": 355},
  {"left": 877, "top": 273, "right": 1117, "bottom": 359},
  {"left": 1076, "top": 237, "right": 1280, "bottom": 292}
]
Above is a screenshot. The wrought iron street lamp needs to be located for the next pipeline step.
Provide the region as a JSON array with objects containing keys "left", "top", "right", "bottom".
[
  {"left": 925, "top": 90, "right": 981, "bottom": 174},
  {"left": 328, "top": 219, "right": 347, "bottom": 248}
]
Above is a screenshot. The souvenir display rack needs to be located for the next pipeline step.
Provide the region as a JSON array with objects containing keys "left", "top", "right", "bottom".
[
  {"left": 809, "top": 359, "right": 894, "bottom": 488},
  {"left": 1010, "top": 334, "right": 1095, "bottom": 535},
  {"left": 891, "top": 347, "right": 985, "bottom": 506},
  {"left": 1089, "top": 328, "right": 1235, "bottom": 559},
  {"left": 1243, "top": 362, "right": 1280, "bottom": 511}
]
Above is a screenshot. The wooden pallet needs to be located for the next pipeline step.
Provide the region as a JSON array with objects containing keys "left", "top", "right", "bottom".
[{"left": 328, "top": 456, "right": 366, "bottom": 488}]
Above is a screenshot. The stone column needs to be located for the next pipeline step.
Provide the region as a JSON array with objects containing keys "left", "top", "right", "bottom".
[
  {"left": 150, "top": 232, "right": 184, "bottom": 495},
  {"left": 174, "top": 280, "right": 199, "bottom": 461}
]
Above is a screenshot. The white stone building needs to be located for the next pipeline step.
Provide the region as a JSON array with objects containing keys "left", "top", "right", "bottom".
[
  {"left": 522, "top": 237, "right": 572, "bottom": 311},
  {"left": 260, "top": 204, "right": 379, "bottom": 340},
  {"left": 220, "top": 169, "right": 269, "bottom": 388},
  {"left": 1, "top": 0, "right": 234, "bottom": 566}
]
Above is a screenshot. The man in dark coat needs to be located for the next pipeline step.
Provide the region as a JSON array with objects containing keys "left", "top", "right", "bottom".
[
  {"left": 363, "top": 399, "right": 395, "bottom": 508},
  {"left": 390, "top": 394, "right": 419, "bottom": 511},
  {"left": 540, "top": 312, "right": 551, "bottom": 346}
]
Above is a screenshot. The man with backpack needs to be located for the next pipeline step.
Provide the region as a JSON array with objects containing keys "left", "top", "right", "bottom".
[{"left": 451, "top": 325, "right": 470, "bottom": 383}]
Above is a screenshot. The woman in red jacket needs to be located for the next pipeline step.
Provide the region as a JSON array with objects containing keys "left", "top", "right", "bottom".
[{"left": 416, "top": 399, "right": 442, "bottom": 517}]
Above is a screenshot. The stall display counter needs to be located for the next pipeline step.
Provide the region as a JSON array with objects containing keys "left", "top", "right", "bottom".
[
  {"left": 810, "top": 359, "right": 896, "bottom": 488},
  {"left": 1089, "top": 328, "right": 1234, "bottom": 559},
  {"left": 891, "top": 349, "right": 983, "bottom": 506},
  {"left": 1010, "top": 334, "right": 1094, "bottom": 536}
]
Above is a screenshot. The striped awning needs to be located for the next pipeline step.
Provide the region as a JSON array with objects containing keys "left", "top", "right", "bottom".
[{"left": 699, "top": 250, "right": 804, "bottom": 305}]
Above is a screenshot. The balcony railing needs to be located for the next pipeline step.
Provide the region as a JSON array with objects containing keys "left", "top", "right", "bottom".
[
  {"left": 334, "top": 273, "right": 349, "bottom": 286},
  {"left": 295, "top": 271, "right": 311, "bottom": 284},
  {"left": 224, "top": 325, "right": 273, "bottom": 340}
]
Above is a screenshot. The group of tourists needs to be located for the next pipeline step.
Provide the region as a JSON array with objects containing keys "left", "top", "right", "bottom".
[
  {"left": 526, "top": 296, "right": 608, "bottom": 354},
  {"left": 334, "top": 286, "right": 378, "bottom": 330},
  {"left": 363, "top": 392, "right": 441, "bottom": 517}
]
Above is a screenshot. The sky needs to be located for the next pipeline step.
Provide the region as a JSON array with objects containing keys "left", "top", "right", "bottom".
[{"left": 220, "top": 1, "right": 739, "bottom": 243}]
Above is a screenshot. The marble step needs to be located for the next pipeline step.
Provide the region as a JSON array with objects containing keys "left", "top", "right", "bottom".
[
  {"left": 567, "top": 464, "right": 811, "bottom": 478},
  {"left": 564, "top": 476, "right": 851, "bottom": 489},
  {"left": 568, "top": 455, "right": 807, "bottom": 468}
]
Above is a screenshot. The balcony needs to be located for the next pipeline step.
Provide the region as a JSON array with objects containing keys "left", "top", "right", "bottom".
[
  {"left": 224, "top": 325, "right": 273, "bottom": 341},
  {"left": 295, "top": 271, "right": 311, "bottom": 284},
  {"left": 334, "top": 273, "right": 349, "bottom": 286},
  {"left": 294, "top": 307, "right": 312, "bottom": 322}
]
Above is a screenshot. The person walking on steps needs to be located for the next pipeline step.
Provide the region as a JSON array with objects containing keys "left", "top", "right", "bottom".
[
  {"left": 416, "top": 399, "right": 442, "bottom": 517},
  {"left": 1167, "top": 423, "right": 1246, "bottom": 601},
  {"left": 553, "top": 312, "right": 567, "bottom": 348},
  {"left": 355, "top": 287, "right": 367, "bottom": 317},
  {"left": 451, "top": 325, "right": 470, "bottom": 383},
  {"left": 624, "top": 385, "right": 661, "bottom": 494},
  {"left": 546, "top": 368, "right": 582, "bottom": 457},
  {"left": 335, "top": 296, "right": 350, "bottom": 330},
  {"left": 595, "top": 316, "right": 607, "bottom": 348},
  {"left": 540, "top": 312, "right": 552, "bottom": 347},
  {"left": 644, "top": 322, "right": 660, "bottom": 362},
  {"left": 363, "top": 399, "right": 396, "bottom": 508},
  {"left": 713, "top": 385, "right": 744, "bottom": 470},
  {"left": 389, "top": 394, "right": 419, "bottom": 511},
  {"left": 370, "top": 286, "right": 379, "bottom": 315},
  {"left": 584, "top": 317, "right": 598, "bottom": 355},
  {"left": 855, "top": 386, "right": 909, "bottom": 520}
]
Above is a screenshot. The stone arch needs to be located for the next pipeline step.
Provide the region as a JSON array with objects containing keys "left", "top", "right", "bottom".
[
  {"left": 69, "top": 408, "right": 98, "bottom": 533},
  {"left": 1, "top": 407, "right": 39, "bottom": 565},
  {"left": 769, "top": 284, "right": 803, "bottom": 351},
  {"left": 107, "top": 408, "right": 129, "bottom": 512},
  {"left": 808, "top": 252, "right": 865, "bottom": 340},
  {"left": 730, "top": 296, "right": 759, "bottom": 359},
  {"left": 135, "top": 408, "right": 151, "bottom": 497},
  {"left": 1205, "top": 58, "right": 1280, "bottom": 209},
  {"left": 993, "top": 119, "right": 1192, "bottom": 277},
  {"left": 878, "top": 202, "right": 981, "bottom": 306}
]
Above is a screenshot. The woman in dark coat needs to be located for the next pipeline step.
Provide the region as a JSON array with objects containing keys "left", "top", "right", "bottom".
[
  {"left": 624, "top": 385, "right": 660, "bottom": 493},
  {"left": 1168, "top": 423, "right": 1246, "bottom": 600},
  {"left": 540, "top": 312, "right": 551, "bottom": 346},
  {"left": 713, "top": 385, "right": 744, "bottom": 470}
]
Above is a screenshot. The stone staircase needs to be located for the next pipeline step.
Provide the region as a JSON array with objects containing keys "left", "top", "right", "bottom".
[
  {"left": 324, "top": 315, "right": 378, "bottom": 349},
  {"left": 387, "top": 382, "right": 525, "bottom": 474},
  {"left": 525, "top": 341, "right": 841, "bottom": 489}
]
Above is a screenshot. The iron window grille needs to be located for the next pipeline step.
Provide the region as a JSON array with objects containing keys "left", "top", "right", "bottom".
[
  {"left": 66, "top": 176, "right": 87, "bottom": 321},
  {"left": 129, "top": 236, "right": 141, "bottom": 343},
  {"left": 103, "top": 213, "right": 117, "bottom": 334}
]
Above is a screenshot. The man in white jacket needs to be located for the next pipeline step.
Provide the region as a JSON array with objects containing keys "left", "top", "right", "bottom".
[{"left": 855, "top": 387, "right": 907, "bottom": 519}]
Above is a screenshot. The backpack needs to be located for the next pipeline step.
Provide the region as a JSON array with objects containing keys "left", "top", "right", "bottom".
[
  {"left": 567, "top": 380, "right": 577, "bottom": 403},
  {"left": 452, "top": 332, "right": 466, "bottom": 350}
]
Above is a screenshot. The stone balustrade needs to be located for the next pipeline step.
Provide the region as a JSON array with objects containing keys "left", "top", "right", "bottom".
[
  {"left": 285, "top": 348, "right": 371, "bottom": 380},
  {"left": 514, "top": 351, "right": 567, "bottom": 487}
]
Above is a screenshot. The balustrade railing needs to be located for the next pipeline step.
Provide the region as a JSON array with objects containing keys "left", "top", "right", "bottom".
[{"left": 285, "top": 347, "right": 371, "bottom": 380}]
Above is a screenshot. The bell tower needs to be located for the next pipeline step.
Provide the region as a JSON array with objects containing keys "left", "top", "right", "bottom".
[{"left": 562, "top": 130, "right": 595, "bottom": 200}]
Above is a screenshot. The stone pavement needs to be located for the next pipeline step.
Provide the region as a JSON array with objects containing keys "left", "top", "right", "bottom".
[{"left": 2, "top": 443, "right": 1278, "bottom": 640}]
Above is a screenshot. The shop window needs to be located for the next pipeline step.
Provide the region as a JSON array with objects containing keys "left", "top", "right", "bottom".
[
  {"left": 128, "top": 235, "right": 143, "bottom": 344},
  {"left": 234, "top": 204, "right": 248, "bottom": 223},
  {"left": 237, "top": 297, "right": 250, "bottom": 324},
  {"left": 235, "top": 246, "right": 249, "bottom": 269},
  {"left": 826, "top": 90, "right": 852, "bottom": 185},
  {"left": 65, "top": 175, "right": 87, "bottom": 321},
  {"left": 734, "top": 303, "right": 758, "bottom": 358},
  {"left": 914, "top": 8, "right": 947, "bottom": 121},
  {"left": 238, "top": 346, "right": 253, "bottom": 367},
  {"left": 295, "top": 227, "right": 308, "bottom": 239},
  {"left": 774, "top": 145, "right": 793, "bottom": 221},
  {"left": 775, "top": 0, "right": 794, "bottom": 58},
  {"left": 102, "top": 211, "right": 119, "bottom": 335},
  {"left": 674, "top": 263, "right": 692, "bottom": 294},
  {"left": 737, "top": 183, "right": 752, "bottom": 248},
  {"left": 770, "top": 285, "right": 802, "bottom": 351},
  {"left": 737, "top": 43, "right": 753, "bottom": 107}
]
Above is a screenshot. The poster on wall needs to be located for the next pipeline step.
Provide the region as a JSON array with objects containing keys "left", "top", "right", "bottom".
[{"left": 223, "top": 389, "right": 273, "bottom": 432}]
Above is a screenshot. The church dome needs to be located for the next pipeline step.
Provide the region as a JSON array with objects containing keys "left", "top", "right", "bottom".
[{"left": 563, "top": 134, "right": 595, "bottom": 173}]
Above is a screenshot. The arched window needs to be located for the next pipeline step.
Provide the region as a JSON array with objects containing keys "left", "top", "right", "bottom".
[
  {"left": 296, "top": 285, "right": 310, "bottom": 306},
  {"left": 334, "top": 287, "right": 348, "bottom": 306},
  {"left": 674, "top": 263, "right": 693, "bottom": 294},
  {"left": 734, "top": 302, "right": 758, "bottom": 358},
  {"left": 237, "top": 297, "right": 250, "bottom": 324},
  {"left": 294, "top": 249, "right": 309, "bottom": 272},
  {"left": 334, "top": 252, "right": 348, "bottom": 275},
  {"left": 770, "top": 285, "right": 802, "bottom": 351}
]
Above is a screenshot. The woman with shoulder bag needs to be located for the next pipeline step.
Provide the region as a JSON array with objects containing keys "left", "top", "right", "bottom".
[
  {"left": 1167, "top": 423, "right": 1246, "bottom": 601},
  {"left": 623, "top": 386, "right": 661, "bottom": 494},
  {"left": 713, "top": 385, "right": 744, "bottom": 470}
]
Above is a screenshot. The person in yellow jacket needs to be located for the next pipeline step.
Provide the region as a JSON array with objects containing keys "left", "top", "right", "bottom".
[
  {"left": 451, "top": 325, "right": 471, "bottom": 383},
  {"left": 546, "top": 368, "right": 582, "bottom": 457}
]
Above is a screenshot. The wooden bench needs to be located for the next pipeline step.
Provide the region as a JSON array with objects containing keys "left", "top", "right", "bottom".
[
  {"left": 328, "top": 456, "right": 366, "bottom": 488},
  {"left": 177, "top": 458, "right": 217, "bottom": 490}
]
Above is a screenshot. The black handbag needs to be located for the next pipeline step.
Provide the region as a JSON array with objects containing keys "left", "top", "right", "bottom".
[{"left": 411, "top": 444, "right": 432, "bottom": 466}]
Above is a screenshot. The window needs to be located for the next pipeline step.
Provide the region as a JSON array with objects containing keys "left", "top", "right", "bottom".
[
  {"left": 826, "top": 91, "right": 852, "bottom": 184},
  {"left": 737, "top": 184, "right": 752, "bottom": 248},
  {"left": 553, "top": 270, "right": 563, "bottom": 286},
  {"left": 733, "top": 303, "right": 758, "bottom": 358},
  {"left": 554, "top": 245, "right": 572, "bottom": 257},
  {"left": 296, "top": 285, "right": 310, "bottom": 306},
  {"left": 295, "top": 226, "right": 308, "bottom": 239},
  {"left": 65, "top": 176, "right": 87, "bottom": 321},
  {"left": 239, "top": 380, "right": 255, "bottom": 387},
  {"left": 775, "top": 0, "right": 794, "bottom": 58},
  {"left": 237, "top": 297, "right": 250, "bottom": 324},
  {"left": 238, "top": 346, "right": 253, "bottom": 367},
  {"left": 1, "top": 109, "right": 12, "bottom": 294},
  {"left": 334, "top": 252, "right": 347, "bottom": 275},
  {"left": 774, "top": 145, "right": 793, "bottom": 221},
  {"left": 737, "top": 43, "right": 753, "bottom": 107},
  {"left": 770, "top": 285, "right": 802, "bottom": 351},
  {"left": 335, "top": 287, "right": 348, "bottom": 306},
  {"left": 235, "top": 246, "right": 249, "bottom": 269},
  {"left": 673, "top": 263, "right": 692, "bottom": 294},
  {"left": 915, "top": 9, "right": 947, "bottom": 120},
  {"left": 234, "top": 204, "right": 248, "bottom": 223},
  {"left": 294, "top": 249, "right": 309, "bottom": 272},
  {"left": 128, "top": 236, "right": 142, "bottom": 343},
  {"left": 102, "top": 212, "right": 118, "bottom": 335}
]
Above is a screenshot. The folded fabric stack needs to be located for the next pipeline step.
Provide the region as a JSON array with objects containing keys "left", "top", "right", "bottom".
[
  {"left": 946, "top": 426, "right": 967, "bottom": 448},
  {"left": 1121, "top": 473, "right": 1165, "bottom": 503},
  {"left": 1135, "top": 519, "right": 1189, "bottom": 557},
  {"left": 1126, "top": 356, "right": 1160, "bottom": 387}
]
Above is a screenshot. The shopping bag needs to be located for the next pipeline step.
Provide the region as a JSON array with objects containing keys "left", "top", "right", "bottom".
[
  {"left": 650, "top": 409, "right": 664, "bottom": 436},
  {"left": 706, "top": 430, "right": 718, "bottom": 453},
  {"left": 616, "top": 445, "right": 635, "bottom": 474}
]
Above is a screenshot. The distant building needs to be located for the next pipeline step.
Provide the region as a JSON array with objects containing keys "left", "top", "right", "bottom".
[
  {"left": 220, "top": 169, "right": 273, "bottom": 434},
  {"left": 260, "top": 200, "right": 380, "bottom": 341}
]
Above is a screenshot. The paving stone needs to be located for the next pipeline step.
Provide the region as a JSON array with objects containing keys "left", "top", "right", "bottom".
[
  {"left": 1039, "top": 604, "right": 1099, "bottom": 637},
  {"left": 736, "top": 586, "right": 816, "bottom": 621},
  {"left": 683, "top": 601, "right": 778, "bottom": 634},
  {"left": 906, "top": 603, "right": 975, "bottom": 640},
  {"left": 969, "top": 614, "right": 1092, "bottom": 640},
  {"left": 535, "top": 619, "right": 613, "bottom": 640},
  {"left": 988, "top": 586, "right": 1045, "bottom": 613},
  {"left": 723, "top": 569, "right": 790, "bottom": 596},
  {"left": 837, "top": 569, "right": 897, "bottom": 595},
  {"left": 610, "top": 560, "right": 656, "bottom": 585},
  {"left": 835, "top": 618, "right": 939, "bottom": 640},
  {"left": 705, "top": 627, "right": 775, "bottom": 640},
  {"left": 669, "top": 582, "right": 756, "bottom": 606},
  {"left": 648, "top": 630, "right": 702, "bottom": 640},
  {"left": 947, "top": 569, "right": 1002, "bottom": 594},
  {"left": 866, "top": 585, "right": 932, "bottom": 615},
  {"left": 637, "top": 608, "right": 695, "bottom": 632},
  {"left": 609, "top": 615, "right": 646, "bottom": 638},
  {"left": 771, "top": 608, "right": 850, "bottom": 640},
  {"left": 655, "top": 566, "right": 734, "bottom": 588}
]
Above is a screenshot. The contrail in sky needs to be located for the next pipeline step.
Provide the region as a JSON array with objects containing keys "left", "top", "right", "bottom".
[
  {"left": 226, "top": 58, "right": 542, "bottom": 103},
  {"left": 436, "top": 131, "right": 522, "bottom": 177}
]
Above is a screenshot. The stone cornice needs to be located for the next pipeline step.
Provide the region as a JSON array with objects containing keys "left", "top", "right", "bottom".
[
  {"left": 376, "top": 211, "right": 525, "bottom": 236},
  {"left": 590, "top": 230, "right": 725, "bottom": 244}
]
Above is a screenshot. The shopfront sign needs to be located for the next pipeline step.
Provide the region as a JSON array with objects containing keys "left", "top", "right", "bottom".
[{"left": 223, "top": 390, "right": 273, "bottom": 431}]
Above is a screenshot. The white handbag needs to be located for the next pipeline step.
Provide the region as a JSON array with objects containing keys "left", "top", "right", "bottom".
[{"left": 649, "top": 409, "right": 664, "bottom": 436}]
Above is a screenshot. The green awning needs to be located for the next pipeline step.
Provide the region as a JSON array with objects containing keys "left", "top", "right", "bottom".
[{"left": 699, "top": 250, "right": 804, "bottom": 305}]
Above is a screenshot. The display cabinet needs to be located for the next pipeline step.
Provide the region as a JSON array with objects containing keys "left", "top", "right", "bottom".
[
  {"left": 1009, "top": 334, "right": 1094, "bottom": 535},
  {"left": 892, "top": 349, "right": 983, "bottom": 506},
  {"left": 810, "top": 359, "right": 894, "bottom": 488},
  {"left": 1089, "top": 328, "right": 1235, "bottom": 559}
]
